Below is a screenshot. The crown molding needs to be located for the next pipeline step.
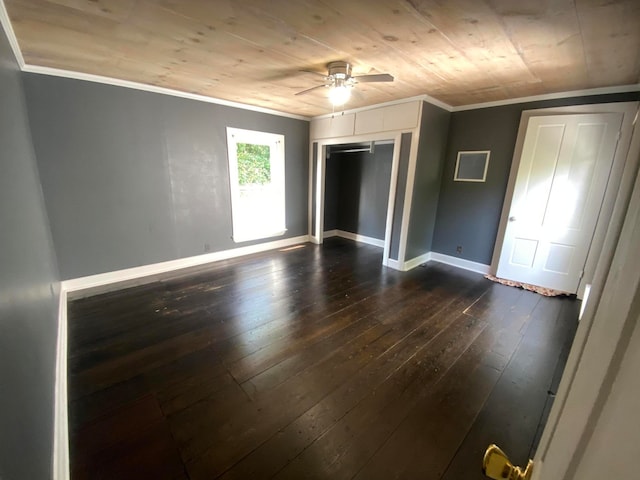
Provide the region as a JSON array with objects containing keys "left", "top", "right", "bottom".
[
  {"left": 451, "top": 84, "right": 640, "bottom": 112},
  {"left": 311, "top": 93, "right": 453, "bottom": 120},
  {"left": 21, "top": 65, "right": 311, "bottom": 121},
  {"left": 1, "top": 3, "right": 310, "bottom": 121},
  {"left": 3, "top": 0, "right": 638, "bottom": 120},
  {"left": 0, "top": 0, "right": 24, "bottom": 68},
  {"left": 309, "top": 83, "right": 640, "bottom": 120}
]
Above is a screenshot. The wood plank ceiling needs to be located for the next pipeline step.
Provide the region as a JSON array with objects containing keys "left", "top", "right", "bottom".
[{"left": 5, "top": 0, "right": 640, "bottom": 117}]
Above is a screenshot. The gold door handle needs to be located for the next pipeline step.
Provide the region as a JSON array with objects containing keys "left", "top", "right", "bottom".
[{"left": 482, "top": 444, "right": 534, "bottom": 480}]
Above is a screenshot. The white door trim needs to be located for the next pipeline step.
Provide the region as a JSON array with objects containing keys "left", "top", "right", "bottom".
[
  {"left": 532, "top": 122, "right": 640, "bottom": 479},
  {"left": 490, "top": 102, "right": 640, "bottom": 298},
  {"left": 311, "top": 131, "right": 406, "bottom": 267},
  {"left": 396, "top": 105, "right": 424, "bottom": 265}
]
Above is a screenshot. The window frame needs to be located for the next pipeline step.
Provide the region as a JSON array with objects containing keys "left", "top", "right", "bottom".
[
  {"left": 226, "top": 127, "right": 286, "bottom": 243},
  {"left": 454, "top": 150, "right": 491, "bottom": 182}
]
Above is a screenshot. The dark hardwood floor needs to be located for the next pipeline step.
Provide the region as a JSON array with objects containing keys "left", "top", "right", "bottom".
[{"left": 67, "top": 238, "right": 579, "bottom": 479}]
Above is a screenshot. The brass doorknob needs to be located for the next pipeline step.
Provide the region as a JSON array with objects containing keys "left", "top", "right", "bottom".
[{"left": 482, "top": 444, "right": 533, "bottom": 480}]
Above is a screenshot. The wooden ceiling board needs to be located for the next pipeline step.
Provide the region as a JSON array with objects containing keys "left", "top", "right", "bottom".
[
  {"left": 487, "top": 0, "right": 589, "bottom": 93},
  {"left": 5, "top": 0, "right": 640, "bottom": 117},
  {"left": 406, "top": 0, "right": 541, "bottom": 101},
  {"left": 47, "top": 0, "right": 137, "bottom": 22},
  {"left": 576, "top": 0, "right": 640, "bottom": 87},
  {"left": 320, "top": 0, "right": 480, "bottom": 85}
]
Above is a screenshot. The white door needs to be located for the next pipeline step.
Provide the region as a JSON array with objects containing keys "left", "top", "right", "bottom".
[{"left": 496, "top": 113, "right": 622, "bottom": 293}]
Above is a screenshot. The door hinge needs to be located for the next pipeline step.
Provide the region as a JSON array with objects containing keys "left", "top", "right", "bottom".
[{"left": 579, "top": 270, "right": 584, "bottom": 280}]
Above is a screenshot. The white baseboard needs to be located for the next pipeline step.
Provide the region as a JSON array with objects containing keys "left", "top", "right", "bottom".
[
  {"left": 404, "top": 251, "right": 432, "bottom": 271},
  {"left": 386, "top": 258, "right": 402, "bottom": 270},
  {"left": 323, "top": 229, "right": 384, "bottom": 248},
  {"left": 384, "top": 252, "right": 432, "bottom": 272},
  {"left": 52, "top": 234, "right": 310, "bottom": 478},
  {"left": 62, "top": 235, "right": 310, "bottom": 297},
  {"left": 53, "top": 288, "right": 69, "bottom": 480},
  {"left": 429, "top": 252, "right": 491, "bottom": 275}
]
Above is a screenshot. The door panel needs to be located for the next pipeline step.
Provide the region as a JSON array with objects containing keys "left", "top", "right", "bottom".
[
  {"left": 523, "top": 124, "right": 565, "bottom": 226},
  {"left": 497, "top": 113, "right": 622, "bottom": 293}
]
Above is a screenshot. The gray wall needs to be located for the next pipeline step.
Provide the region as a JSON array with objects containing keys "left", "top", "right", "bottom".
[
  {"left": 324, "top": 143, "right": 393, "bottom": 240},
  {"left": 23, "top": 75, "right": 309, "bottom": 280},
  {"left": 0, "top": 26, "right": 60, "bottom": 480},
  {"left": 432, "top": 92, "right": 640, "bottom": 265},
  {"left": 405, "top": 101, "right": 451, "bottom": 260}
]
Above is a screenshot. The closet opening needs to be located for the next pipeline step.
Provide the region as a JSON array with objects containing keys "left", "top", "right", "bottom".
[{"left": 312, "top": 135, "right": 402, "bottom": 267}]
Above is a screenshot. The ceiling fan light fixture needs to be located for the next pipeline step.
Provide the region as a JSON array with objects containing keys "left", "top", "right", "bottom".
[
  {"left": 329, "top": 78, "right": 351, "bottom": 105},
  {"left": 295, "top": 61, "right": 393, "bottom": 106}
]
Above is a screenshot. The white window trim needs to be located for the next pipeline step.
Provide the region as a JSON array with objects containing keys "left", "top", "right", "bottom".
[
  {"left": 226, "top": 127, "right": 287, "bottom": 243},
  {"left": 453, "top": 150, "right": 491, "bottom": 182}
]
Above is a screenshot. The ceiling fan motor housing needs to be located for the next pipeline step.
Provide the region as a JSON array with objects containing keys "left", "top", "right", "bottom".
[{"left": 327, "top": 61, "right": 352, "bottom": 79}]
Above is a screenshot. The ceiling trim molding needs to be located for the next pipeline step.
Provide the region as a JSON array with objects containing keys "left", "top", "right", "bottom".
[
  {"left": 451, "top": 84, "right": 640, "bottom": 112},
  {"left": 420, "top": 93, "right": 454, "bottom": 112},
  {"left": 0, "top": 0, "right": 25, "bottom": 68},
  {"left": 3, "top": 0, "right": 638, "bottom": 120},
  {"left": 21, "top": 65, "right": 312, "bottom": 121},
  {"left": 311, "top": 93, "right": 453, "bottom": 120},
  {"left": 0, "top": 0, "right": 310, "bottom": 122}
]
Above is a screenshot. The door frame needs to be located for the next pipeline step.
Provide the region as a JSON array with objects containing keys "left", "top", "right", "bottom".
[
  {"left": 490, "top": 102, "right": 640, "bottom": 299},
  {"left": 311, "top": 131, "right": 403, "bottom": 267},
  {"left": 531, "top": 109, "right": 640, "bottom": 479}
]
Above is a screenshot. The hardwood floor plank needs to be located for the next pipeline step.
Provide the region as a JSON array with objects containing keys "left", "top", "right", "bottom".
[
  {"left": 176, "top": 272, "right": 470, "bottom": 475},
  {"left": 271, "top": 312, "right": 490, "bottom": 480},
  {"left": 218, "top": 279, "right": 491, "bottom": 480},
  {"left": 439, "top": 297, "right": 578, "bottom": 480},
  {"left": 72, "top": 418, "right": 185, "bottom": 480},
  {"left": 71, "top": 394, "right": 164, "bottom": 465},
  {"left": 66, "top": 238, "right": 579, "bottom": 480},
  {"left": 352, "top": 326, "right": 519, "bottom": 480},
  {"left": 232, "top": 265, "right": 450, "bottom": 391},
  {"left": 70, "top": 342, "right": 227, "bottom": 428},
  {"left": 70, "top": 253, "right": 376, "bottom": 370},
  {"left": 69, "top": 242, "right": 376, "bottom": 367},
  {"left": 69, "top": 247, "right": 387, "bottom": 396}
]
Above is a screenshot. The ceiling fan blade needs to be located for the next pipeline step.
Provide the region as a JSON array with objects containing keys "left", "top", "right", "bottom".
[
  {"left": 295, "top": 84, "right": 329, "bottom": 95},
  {"left": 300, "top": 69, "right": 329, "bottom": 79},
  {"left": 353, "top": 73, "right": 394, "bottom": 83}
]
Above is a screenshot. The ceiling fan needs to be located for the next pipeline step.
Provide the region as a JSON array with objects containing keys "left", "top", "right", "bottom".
[{"left": 295, "top": 61, "right": 394, "bottom": 106}]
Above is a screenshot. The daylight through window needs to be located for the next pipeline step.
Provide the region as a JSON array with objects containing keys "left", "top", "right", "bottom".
[{"left": 226, "top": 127, "right": 286, "bottom": 243}]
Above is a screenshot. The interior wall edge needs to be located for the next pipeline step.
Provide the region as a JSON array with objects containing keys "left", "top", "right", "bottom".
[
  {"left": 404, "top": 101, "right": 451, "bottom": 260},
  {"left": 404, "top": 251, "right": 432, "bottom": 271},
  {"left": 382, "top": 250, "right": 490, "bottom": 274},
  {"left": 1, "top": 13, "right": 63, "bottom": 479}
]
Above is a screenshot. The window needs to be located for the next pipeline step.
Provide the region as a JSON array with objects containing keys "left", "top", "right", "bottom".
[{"left": 226, "top": 127, "right": 286, "bottom": 242}]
